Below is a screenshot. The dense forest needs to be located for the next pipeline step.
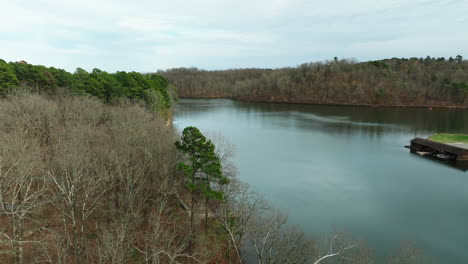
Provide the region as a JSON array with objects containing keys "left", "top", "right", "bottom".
[
  {"left": 161, "top": 56, "right": 468, "bottom": 107},
  {"left": 0, "top": 59, "right": 173, "bottom": 116},
  {"left": 0, "top": 59, "right": 429, "bottom": 263}
]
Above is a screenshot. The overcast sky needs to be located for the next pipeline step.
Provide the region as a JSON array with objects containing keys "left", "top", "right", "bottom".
[{"left": 1, "top": 0, "right": 467, "bottom": 72}]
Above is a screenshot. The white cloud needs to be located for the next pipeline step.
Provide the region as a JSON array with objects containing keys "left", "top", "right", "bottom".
[{"left": 0, "top": 0, "right": 467, "bottom": 72}]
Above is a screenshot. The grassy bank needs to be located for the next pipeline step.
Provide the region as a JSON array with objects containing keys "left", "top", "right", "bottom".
[{"left": 429, "top": 133, "right": 468, "bottom": 143}]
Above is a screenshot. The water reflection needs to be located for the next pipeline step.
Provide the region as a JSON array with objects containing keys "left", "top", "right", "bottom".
[
  {"left": 177, "top": 99, "right": 468, "bottom": 136},
  {"left": 175, "top": 98, "right": 468, "bottom": 263},
  {"left": 410, "top": 153, "right": 468, "bottom": 171}
]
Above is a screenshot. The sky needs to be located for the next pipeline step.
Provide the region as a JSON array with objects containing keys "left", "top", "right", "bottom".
[{"left": 0, "top": 0, "right": 467, "bottom": 72}]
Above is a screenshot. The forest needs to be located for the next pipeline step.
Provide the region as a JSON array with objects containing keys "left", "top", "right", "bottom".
[
  {"left": 0, "top": 59, "right": 429, "bottom": 263},
  {"left": 0, "top": 59, "right": 173, "bottom": 116},
  {"left": 161, "top": 56, "right": 468, "bottom": 107}
]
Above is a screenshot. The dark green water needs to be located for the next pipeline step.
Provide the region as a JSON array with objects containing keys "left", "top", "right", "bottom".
[{"left": 174, "top": 98, "right": 468, "bottom": 263}]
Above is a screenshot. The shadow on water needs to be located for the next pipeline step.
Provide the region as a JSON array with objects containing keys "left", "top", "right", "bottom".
[
  {"left": 177, "top": 98, "right": 468, "bottom": 135},
  {"left": 410, "top": 153, "right": 468, "bottom": 172},
  {"left": 230, "top": 100, "right": 468, "bottom": 134}
]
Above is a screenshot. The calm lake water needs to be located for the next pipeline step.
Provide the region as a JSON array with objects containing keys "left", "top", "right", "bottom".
[{"left": 174, "top": 98, "right": 468, "bottom": 263}]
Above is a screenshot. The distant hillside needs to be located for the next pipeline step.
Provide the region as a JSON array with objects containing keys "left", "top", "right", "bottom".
[{"left": 161, "top": 56, "right": 468, "bottom": 107}]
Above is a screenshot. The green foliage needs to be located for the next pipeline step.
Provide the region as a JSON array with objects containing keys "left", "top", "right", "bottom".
[
  {"left": 71, "top": 67, "right": 89, "bottom": 93},
  {"left": 368, "top": 60, "right": 389, "bottom": 69},
  {"left": 86, "top": 233, "right": 98, "bottom": 240},
  {"left": 84, "top": 68, "right": 125, "bottom": 102},
  {"left": 0, "top": 58, "right": 173, "bottom": 114},
  {"left": 452, "top": 82, "right": 468, "bottom": 92},
  {"left": 375, "top": 87, "right": 387, "bottom": 99},
  {"left": 0, "top": 60, "right": 19, "bottom": 94},
  {"left": 71, "top": 69, "right": 171, "bottom": 111},
  {"left": 175, "top": 126, "right": 228, "bottom": 200},
  {"left": 9, "top": 62, "right": 71, "bottom": 90},
  {"left": 149, "top": 74, "right": 171, "bottom": 108},
  {"left": 441, "top": 78, "right": 451, "bottom": 85}
]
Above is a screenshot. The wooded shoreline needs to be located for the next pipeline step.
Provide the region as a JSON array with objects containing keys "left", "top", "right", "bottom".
[
  {"left": 178, "top": 95, "right": 468, "bottom": 109},
  {"left": 162, "top": 57, "right": 468, "bottom": 109}
]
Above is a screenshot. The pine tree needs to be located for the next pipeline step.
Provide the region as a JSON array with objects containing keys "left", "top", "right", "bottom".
[{"left": 176, "top": 126, "right": 229, "bottom": 230}]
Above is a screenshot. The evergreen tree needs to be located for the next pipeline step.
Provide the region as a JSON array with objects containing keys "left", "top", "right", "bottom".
[
  {"left": 175, "top": 126, "right": 229, "bottom": 229},
  {"left": 0, "top": 60, "right": 19, "bottom": 94}
]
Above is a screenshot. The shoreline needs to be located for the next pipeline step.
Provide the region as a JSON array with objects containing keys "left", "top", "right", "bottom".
[{"left": 177, "top": 96, "right": 468, "bottom": 109}]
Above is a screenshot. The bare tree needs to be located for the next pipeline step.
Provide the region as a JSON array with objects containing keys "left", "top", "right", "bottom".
[
  {"left": 47, "top": 157, "right": 116, "bottom": 263},
  {"left": 135, "top": 173, "right": 198, "bottom": 264},
  {"left": 95, "top": 221, "right": 134, "bottom": 264},
  {"left": 246, "top": 215, "right": 358, "bottom": 264},
  {"left": 0, "top": 135, "right": 47, "bottom": 264},
  {"left": 312, "top": 233, "right": 356, "bottom": 264},
  {"left": 138, "top": 213, "right": 198, "bottom": 264},
  {"left": 216, "top": 181, "right": 268, "bottom": 263},
  {"left": 39, "top": 231, "right": 72, "bottom": 264},
  {"left": 210, "top": 132, "right": 238, "bottom": 179},
  {"left": 161, "top": 58, "right": 468, "bottom": 108}
]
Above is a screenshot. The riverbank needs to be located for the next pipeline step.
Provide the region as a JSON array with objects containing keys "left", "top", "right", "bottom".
[
  {"left": 161, "top": 57, "right": 468, "bottom": 110},
  {"left": 178, "top": 95, "right": 468, "bottom": 109}
]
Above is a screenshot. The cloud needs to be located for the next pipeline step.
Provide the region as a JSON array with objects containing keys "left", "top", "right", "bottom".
[{"left": 0, "top": 0, "right": 466, "bottom": 72}]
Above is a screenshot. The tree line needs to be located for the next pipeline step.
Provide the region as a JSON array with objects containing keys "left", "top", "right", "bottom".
[
  {"left": 0, "top": 59, "right": 174, "bottom": 115},
  {"left": 160, "top": 56, "right": 468, "bottom": 107}
]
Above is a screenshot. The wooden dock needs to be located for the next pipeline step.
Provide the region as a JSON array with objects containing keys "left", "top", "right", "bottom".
[
  {"left": 407, "top": 137, "right": 468, "bottom": 170},
  {"left": 408, "top": 138, "right": 468, "bottom": 161}
]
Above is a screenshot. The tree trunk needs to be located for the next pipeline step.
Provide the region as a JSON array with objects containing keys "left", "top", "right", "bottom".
[
  {"left": 190, "top": 190, "right": 194, "bottom": 229},
  {"left": 205, "top": 196, "right": 208, "bottom": 234}
]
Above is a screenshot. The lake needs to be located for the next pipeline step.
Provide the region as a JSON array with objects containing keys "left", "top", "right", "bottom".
[{"left": 174, "top": 98, "right": 468, "bottom": 263}]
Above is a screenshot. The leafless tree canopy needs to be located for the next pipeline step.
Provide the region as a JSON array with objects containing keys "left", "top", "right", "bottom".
[
  {"left": 161, "top": 57, "right": 468, "bottom": 107},
  {"left": 0, "top": 92, "right": 195, "bottom": 263}
]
